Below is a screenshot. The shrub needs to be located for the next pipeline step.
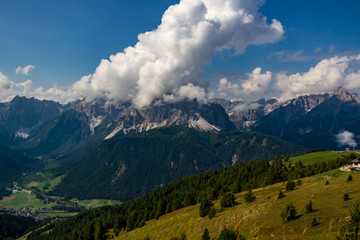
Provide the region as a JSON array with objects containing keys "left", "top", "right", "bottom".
[
  {"left": 347, "top": 175, "right": 353, "bottom": 182},
  {"left": 208, "top": 207, "right": 216, "bottom": 219},
  {"left": 311, "top": 217, "right": 319, "bottom": 227},
  {"left": 244, "top": 189, "right": 256, "bottom": 203},
  {"left": 278, "top": 190, "right": 285, "bottom": 199},
  {"left": 200, "top": 199, "right": 213, "bottom": 217},
  {"left": 217, "top": 227, "right": 237, "bottom": 240},
  {"left": 344, "top": 193, "right": 349, "bottom": 201},
  {"left": 306, "top": 200, "right": 313, "bottom": 213},
  {"left": 296, "top": 179, "right": 302, "bottom": 186},
  {"left": 286, "top": 180, "right": 295, "bottom": 191},
  {"left": 281, "top": 204, "right": 297, "bottom": 223},
  {"left": 325, "top": 180, "right": 329, "bottom": 185},
  {"left": 221, "top": 192, "right": 236, "bottom": 208}
]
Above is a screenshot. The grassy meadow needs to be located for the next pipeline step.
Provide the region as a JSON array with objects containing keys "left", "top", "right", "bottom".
[
  {"left": 289, "top": 151, "right": 358, "bottom": 165},
  {"left": 113, "top": 170, "right": 360, "bottom": 240}
]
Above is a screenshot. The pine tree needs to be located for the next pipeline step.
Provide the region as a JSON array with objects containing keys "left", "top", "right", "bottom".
[
  {"left": 217, "top": 227, "right": 237, "bottom": 240},
  {"left": 286, "top": 180, "right": 295, "bottom": 191},
  {"left": 306, "top": 200, "right": 313, "bottom": 213},
  {"left": 347, "top": 175, "right": 353, "bottom": 182},
  {"left": 202, "top": 228, "right": 211, "bottom": 240},
  {"left": 244, "top": 189, "right": 256, "bottom": 203},
  {"left": 278, "top": 190, "right": 285, "bottom": 199},
  {"left": 199, "top": 199, "right": 213, "bottom": 217},
  {"left": 208, "top": 207, "right": 216, "bottom": 219},
  {"left": 281, "top": 204, "right": 297, "bottom": 223},
  {"left": 221, "top": 192, "right": 236, "bottom": 208},
  {"left": 338, "top": 202, "right": 360, "bottom": 239},
  {"left": 311, "top": 217, "right": 319, "bottom": 227},
  {"left": 94, "top": 221, "right": 105, "bottom": 240}
]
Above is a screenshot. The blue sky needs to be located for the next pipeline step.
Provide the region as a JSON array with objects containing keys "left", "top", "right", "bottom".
[{"left": 0, "top": 0, "right": 359, "bottom": 103}]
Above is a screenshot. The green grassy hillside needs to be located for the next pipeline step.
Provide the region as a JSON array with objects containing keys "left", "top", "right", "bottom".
[
  {"left": 289, "top": 151, "right": 356, "bottom": 165},
  {"left": 114, "top": 170, "right": 360, "bottom": 240},
  {"left": 26, "top": 151, "right": 353, "bottom": 240}
]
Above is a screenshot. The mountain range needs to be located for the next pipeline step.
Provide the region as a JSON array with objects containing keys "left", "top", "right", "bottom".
[
  {"left": 2, "top": 87, "right": 359, "bottom": 152},
  {"left": 1, "top": 87, "right": 359, "bottom": 200}
]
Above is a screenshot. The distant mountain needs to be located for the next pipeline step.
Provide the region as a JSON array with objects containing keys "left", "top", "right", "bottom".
[
  {"left": 3, "top": 88, "right": 360, "bottom": 154},
  {"left": 21, "top": 109, "right": 92, "bottom": 155},
  {"left": 0, "top": 96, "right": 62, "bottom": 145},
  {"left": 52, "top": 126, "right": 303, "bottom": 201},
  {"left": 21, "top": 99, "right": 236, "bottom": 155},
  {"left": 255, "top": 87, "right": 360, "bottom": 149},
  {"left": 253, "top": 93, "right": 330, "bottom": 139},
  {"left": 212, "top": 94, "right": 328, "bottom": 129},
  {"left": 212, "top": 87, "right": 360, "bottom": 150}
]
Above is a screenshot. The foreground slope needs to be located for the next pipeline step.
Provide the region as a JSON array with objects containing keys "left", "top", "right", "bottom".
[
  {"left": 115, "top": 170, "right": 359, "bottom": 240},
  {"left": 26, "top": 152, "right": 352, "bottom": 240}
]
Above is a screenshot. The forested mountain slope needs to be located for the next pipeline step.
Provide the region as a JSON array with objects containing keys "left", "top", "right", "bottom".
[{"left": 52, "top": 126, "right": 304, "bottom": 201}]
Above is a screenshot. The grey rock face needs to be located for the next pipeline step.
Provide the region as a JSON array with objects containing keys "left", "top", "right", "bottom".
[{"left": 0, "top": 96, "right": 62, "bottom": 144}]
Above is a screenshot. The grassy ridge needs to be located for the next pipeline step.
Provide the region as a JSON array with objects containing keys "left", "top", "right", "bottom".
[
  {"left": 289, "top": 151, "right": 357, "bottom": 165},
  {"left": 114, "top": 170, "right": 360, "bottom": 240}
]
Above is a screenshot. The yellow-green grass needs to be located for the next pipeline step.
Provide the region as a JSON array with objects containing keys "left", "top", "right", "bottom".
[
  {"left": 113, "top": 170, "right": 360, "bottom": 240},
  {"left": 76, "top": 199, "right": 122, "bottom": 209},
  {"left": 0, "top": 191, "right": 57, "bottom": 210},
  {"left": 27, "top": 175, "right": 64, "bottom": 192},
  {"left": 42, "top": 211, "right": 77, "bottom": 217},
  {"left": 289, "top": 151, "right": 357, "bottom": 165},
  {"left": 0, "top": 192, "right": 29, "bottom": 210}
]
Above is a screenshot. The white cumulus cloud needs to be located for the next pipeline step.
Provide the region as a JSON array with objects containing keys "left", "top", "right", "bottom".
[
  {"left": 0, "top": 71, "right": 80, "bottom": 103},
  {"left": 15, "top": 65, "right": 35, "bottom": 76},
  {"left": 336, "top": 131, "right": 357, "bottom": 148},
  {"left": 275, "top": 55, "right": 360, "bottom": 100},
  {"left": 71, "top": 0, "right": 284, "bottom": 107},
  {"left": 216, "top": 67, "right": 271, "bottom": 100},
  {"left": 215, "top": 54, "right": 360, "bottom": 101}
]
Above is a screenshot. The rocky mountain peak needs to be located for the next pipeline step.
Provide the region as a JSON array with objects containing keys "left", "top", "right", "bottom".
[{"left": 332, "top": 87, "right": 360, "bottom": 102}]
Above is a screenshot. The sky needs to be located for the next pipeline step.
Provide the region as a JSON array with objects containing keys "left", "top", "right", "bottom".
[{"left": 0, "top": 0, "right": 359, "bottom": 105}]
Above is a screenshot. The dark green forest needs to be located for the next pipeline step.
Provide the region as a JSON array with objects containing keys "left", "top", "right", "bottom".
[
  {"left": 0, "top": 145, "right": 37, "bottom": 188},
  {"left": 0, "top": 214, "right": 38, "bottom": 240},
  {"left": 52, "top": 126, "right": 304, "bottom": 201},
  {"left": 27, "top": 153, "right": 353, "bottom": 240}
]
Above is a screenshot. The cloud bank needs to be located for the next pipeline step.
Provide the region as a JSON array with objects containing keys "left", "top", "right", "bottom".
[
  {"left": 0, "top": 71, "right": 75, "bottom": 103},
  {"left": 275, "top": 55, "right": 360, "bottom": 100},
  {"left": 336, "top": 131, "right": 357, "bottom": 148},
  {"left": 71, "top": 0, "right": 283, "bottom": 107},
  {"left": 216, "top": 54, "right": 360, "bottom": 101}
]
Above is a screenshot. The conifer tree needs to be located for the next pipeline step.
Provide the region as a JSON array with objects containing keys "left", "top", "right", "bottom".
[
  {"left": 202, "top": 228, "right": 211, "bottom": 240},
  {"left": 306, "top": 200, "right": 313, "bottom": 213},
  {"left": 278, "top": 190, "right": 284, "bottom": 199}
]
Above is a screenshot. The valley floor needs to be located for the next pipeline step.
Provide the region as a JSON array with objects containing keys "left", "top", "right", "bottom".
[{"left": 114, "top": 169, "right": 360, "bottom": 240}]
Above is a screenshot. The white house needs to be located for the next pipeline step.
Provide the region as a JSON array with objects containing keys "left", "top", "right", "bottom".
[{"left": 351, "top": 158, "right": 360, "bottom": 170}]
